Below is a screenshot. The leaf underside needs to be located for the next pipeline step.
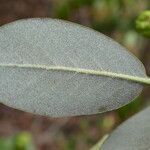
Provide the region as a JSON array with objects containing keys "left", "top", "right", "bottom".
[{"left": 0, "top": 18, "right": 147, "bottom": 117}]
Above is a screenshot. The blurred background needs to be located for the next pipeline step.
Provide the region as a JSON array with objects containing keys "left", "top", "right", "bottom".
[{"left": 0, "top": 0, "right": 150, "bottom": 150}]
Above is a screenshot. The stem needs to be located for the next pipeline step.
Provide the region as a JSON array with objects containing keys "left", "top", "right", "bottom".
[
  {"left": 0, "top": 63, "right": 150, "bottom": 85},
  {"left": 90, "top": 134, "right": 109, "bottom": 150}
]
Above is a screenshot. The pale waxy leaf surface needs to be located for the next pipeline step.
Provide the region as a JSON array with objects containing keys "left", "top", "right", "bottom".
[
  {"left": 0, "top": 18, "right": 147, "bottom": 117},
  {"left": 100, "top": 106, "right": 150, "bottom": 150}
]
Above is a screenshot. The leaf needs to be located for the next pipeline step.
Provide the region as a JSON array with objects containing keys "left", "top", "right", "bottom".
[
  {"left": 100, "top": 106, "right": 150, "bottom": 150},
  {"left": 0, "top": 18, "right": 149, "bottom": 117}
]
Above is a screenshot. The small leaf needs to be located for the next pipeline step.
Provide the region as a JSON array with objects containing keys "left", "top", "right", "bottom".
[
  {"left": 100, "top": 107, "right": 150, "bottom": 150},
  {"left": 0, "top": 18, "right": 149, "bottom": 117}
]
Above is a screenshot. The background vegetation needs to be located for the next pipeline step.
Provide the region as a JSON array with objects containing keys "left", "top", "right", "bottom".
[{"left": 0, "top": 0, "right": 150, "bottom": 149}]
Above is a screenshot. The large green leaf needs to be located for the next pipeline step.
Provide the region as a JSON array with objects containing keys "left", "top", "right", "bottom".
[
  {"left": 100, "top": 106, "right": 150, "bottom": 150},
  {"left": 0, "top": 18, "right": 149, "bottom": 117}
]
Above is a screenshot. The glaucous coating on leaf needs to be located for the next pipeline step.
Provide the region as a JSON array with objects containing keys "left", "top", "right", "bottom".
[
  {"left": 0, "top": 18, "right": 147, "bottom": 117},
  {"left": 101, "top": 107, "right": 150, "bottom": 150}
]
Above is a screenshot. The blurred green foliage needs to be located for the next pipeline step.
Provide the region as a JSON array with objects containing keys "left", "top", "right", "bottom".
[
  {"left": 136, "top": 10, "right": 150, "bottom": 38},
  {"left": 117, "top": 97, "right": 142, "bottom": 121},
  {"left": 54, "top": 0, "right": 150, "bottom": 55},
  {"left": 0, "top": 132, "right": 35, "bottom": 150},
  {"left": 55, "top": 0, "right": 71, "bottom": 19},
  {"left": 54, "top": 0, "right": 149, "bottom": 33}
]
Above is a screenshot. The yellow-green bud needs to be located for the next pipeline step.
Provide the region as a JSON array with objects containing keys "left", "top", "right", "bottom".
[{"left": 135, "top": 10, "right": 150, "bottom": 38}]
